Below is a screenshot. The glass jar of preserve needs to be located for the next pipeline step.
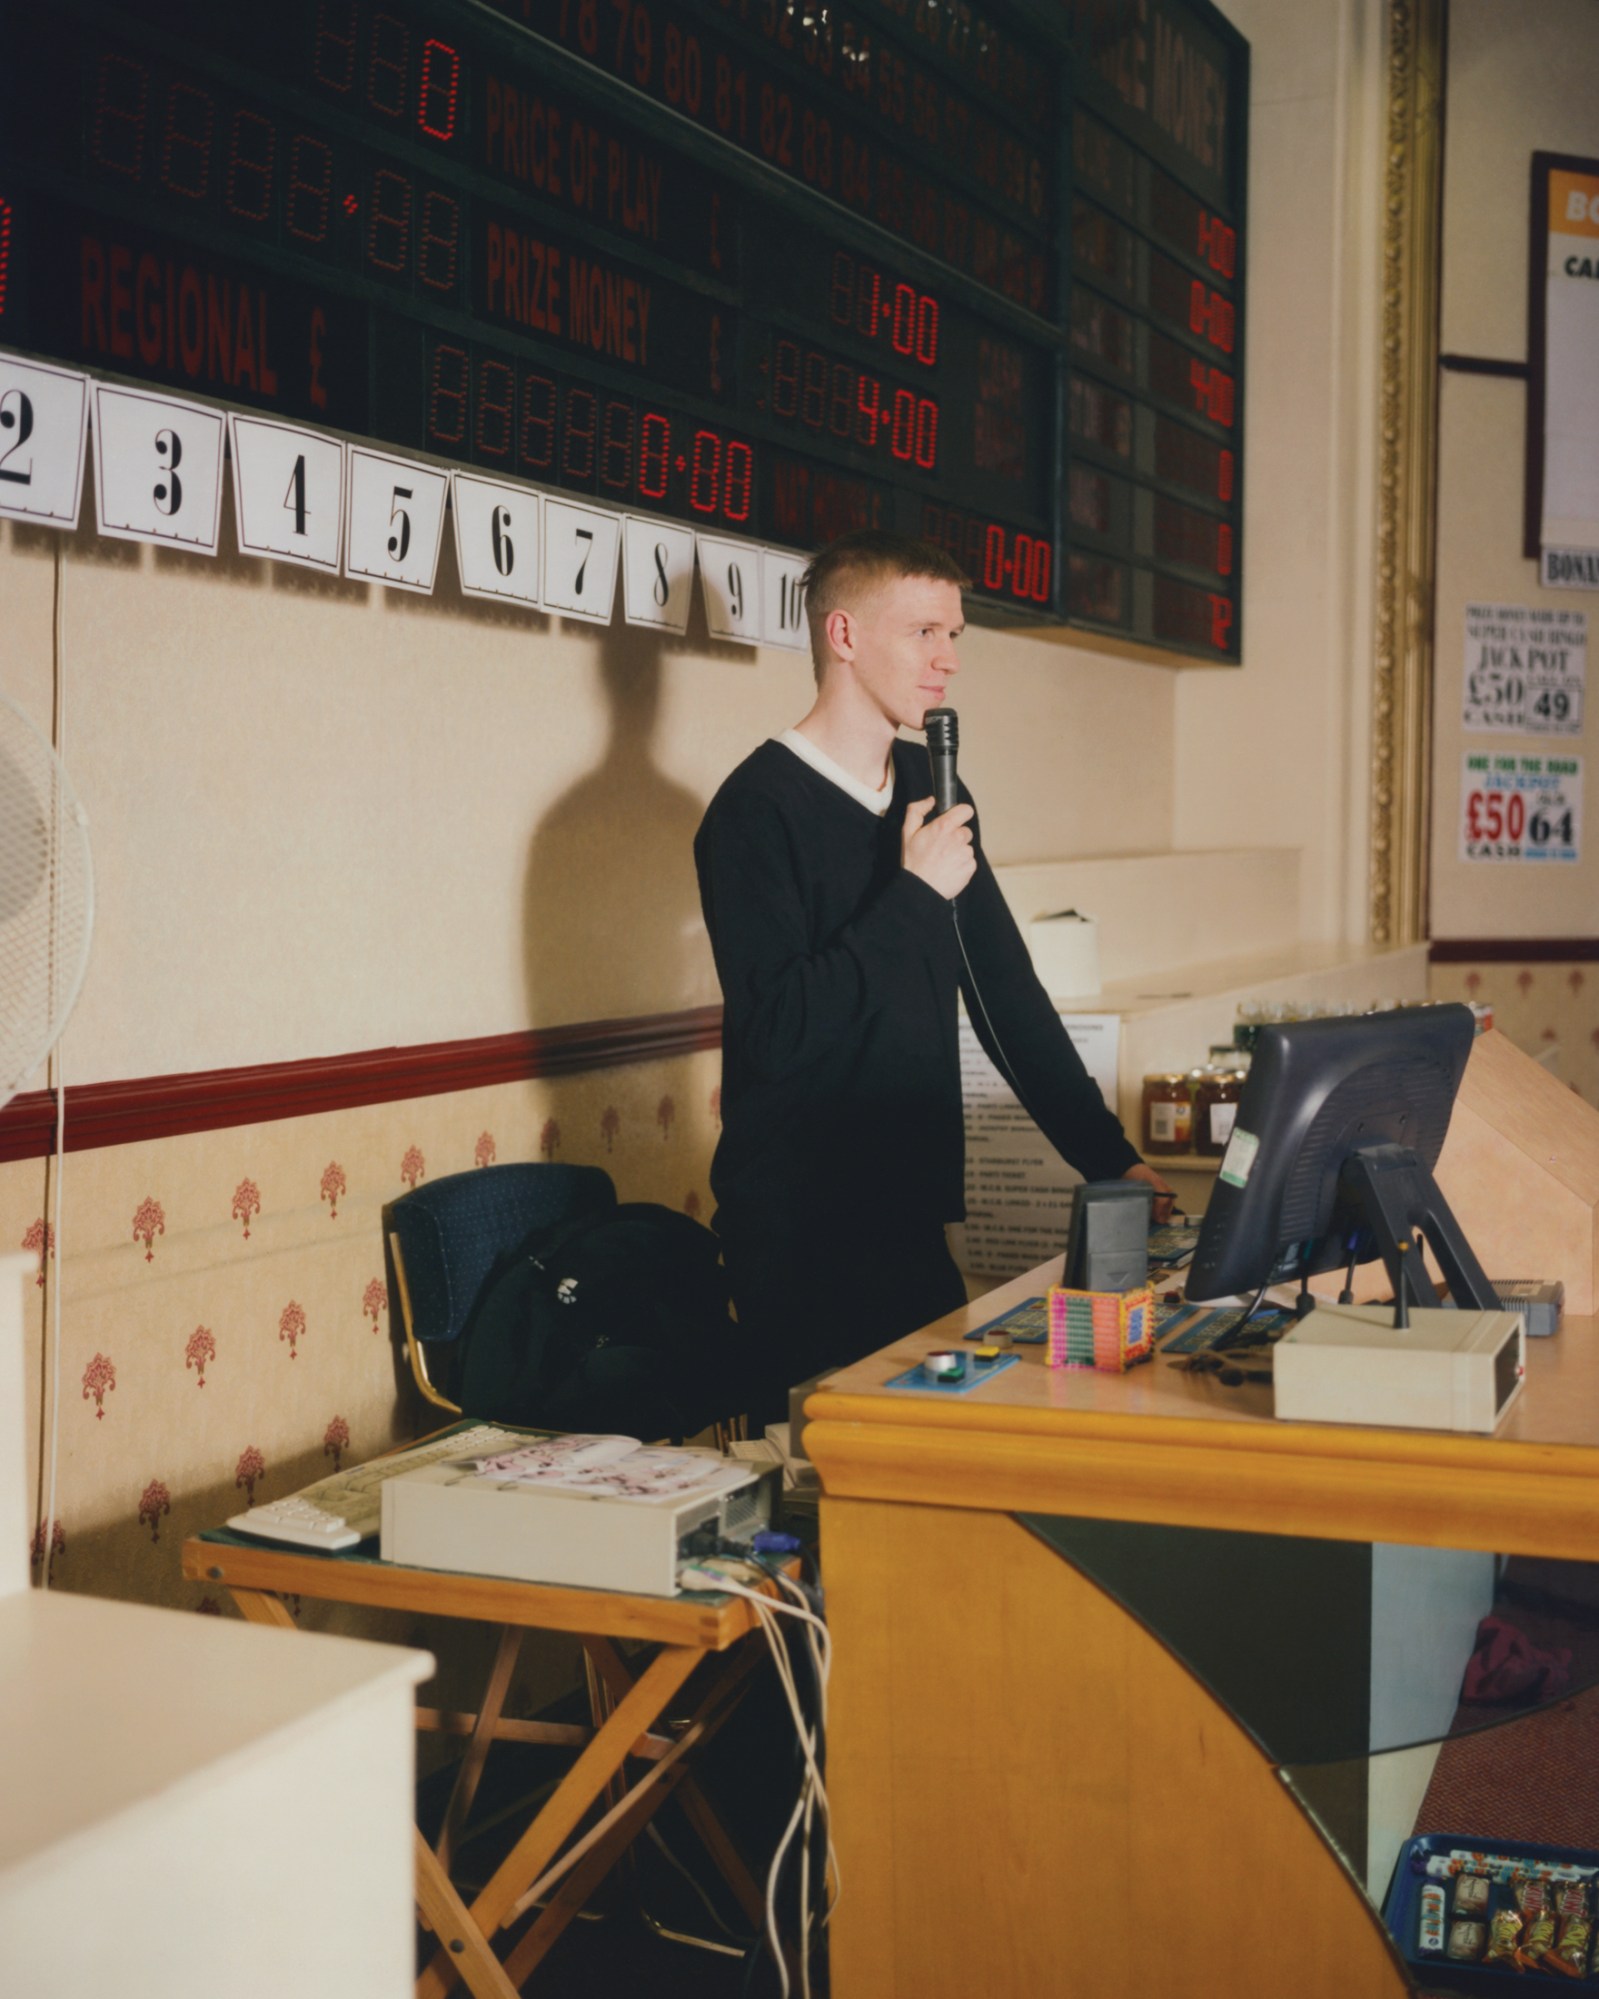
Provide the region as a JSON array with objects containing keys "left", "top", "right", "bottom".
[
  {"left": 1194, "top": 1068, "right": 1244, "bottom": 1156},
  {"left": 1142, "top": 1072, "right": 1193, "bottom": 1155}
]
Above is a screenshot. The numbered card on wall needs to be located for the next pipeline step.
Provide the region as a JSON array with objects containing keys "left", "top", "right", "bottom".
[
  {"left": 451, "top": 473, "right": 541, "bottom": 607},
  {"left": 0, "top": 352, "right": 89, "bottom": 528},
  {"left": 541, "top": 498, "right": 620, "bottom": 624},
  {"left": 696, "top": 534, "right": 763, "bottom": 644},
  {"left": 761, "top": 549, "right": 809, "bottom": 651},
  {"left": 344, "top": 445, "right": 447, "bottom": 593},
  {"left": 228, "top": 414, "right": 344, "bottom": 574},
  {"left": 93, "top": 384, "right": 223, "bottom": 554},
  {"left": 621, "top": 518, "right": 696, "bottom": 633}
]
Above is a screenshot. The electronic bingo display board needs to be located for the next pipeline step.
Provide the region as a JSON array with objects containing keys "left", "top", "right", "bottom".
[{"left": 0, "top": 0, "right": 1248, "bottom": 658}]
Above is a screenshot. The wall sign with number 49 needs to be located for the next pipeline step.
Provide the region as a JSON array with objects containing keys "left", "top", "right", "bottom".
[
  {"left": 344, "top": 445, "right": 448, "bottom": 593},
  {"left": 0, "top": 351, "right": 89, "bottom": 529},
  {"left": 697, "top": 534, "right": 764, "bottom": 645},
  {"left": 451, "top": 472, "right": 541, "bottom": 607},
  {"left": 93, "top": 383, "right": 223, "bottom": 554},
  {"left": 228, "top": 414, "right": 345, "bottom": 574},
  {"left": 542, "top": 499, "right": 621, "bottom": 625},
  {"left": 621, "top": 518, "right": 696, "bottom": 634}
]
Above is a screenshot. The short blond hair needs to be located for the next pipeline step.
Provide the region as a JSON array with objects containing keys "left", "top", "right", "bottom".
[{"left": 801, "top": 531, "right": 970, "bottom": 679}]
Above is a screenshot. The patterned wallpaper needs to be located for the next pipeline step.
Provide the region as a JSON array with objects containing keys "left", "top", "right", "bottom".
[
  {"left": 1429, "top": 962, "right": 1599, "bottom": 1109},
  {"left": 5, "top": 1048, "right": 722, "bottom": 1641}
]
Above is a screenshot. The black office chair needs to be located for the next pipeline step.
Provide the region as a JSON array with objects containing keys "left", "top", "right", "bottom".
[
  {"left": 383, "top": 1161, "right": 754, "bottom": 1947},
  {"left": 383, "top": 1161, "right": 618, "bottom": 1416}
]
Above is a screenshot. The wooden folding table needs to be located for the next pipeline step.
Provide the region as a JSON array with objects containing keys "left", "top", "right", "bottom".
[{"left": 182, "top": 1525, "right": 775, "bottom": 1999}]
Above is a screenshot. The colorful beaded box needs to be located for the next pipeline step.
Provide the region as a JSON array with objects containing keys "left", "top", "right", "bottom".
[{"left": 1046, "top": 1285, "right": 1156, "bottom": 1372}]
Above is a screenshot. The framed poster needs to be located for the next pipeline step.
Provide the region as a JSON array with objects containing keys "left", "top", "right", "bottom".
[{"left": 1527, "top": 152, "right": 1599, "bottom": 577}]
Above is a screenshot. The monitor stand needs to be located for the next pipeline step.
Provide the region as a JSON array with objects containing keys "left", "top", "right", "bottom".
[{"left": 1336, "top": 1142, "right": 1500, "bottom": 1312}]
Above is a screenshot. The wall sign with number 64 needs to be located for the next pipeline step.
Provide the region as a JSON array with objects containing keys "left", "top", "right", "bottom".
[
  {"left": 1459, "top": 754, "right": 1582, "bottom": 863},
  {"left": 0, "top": 350, "right": 89, "bottom": 529}
]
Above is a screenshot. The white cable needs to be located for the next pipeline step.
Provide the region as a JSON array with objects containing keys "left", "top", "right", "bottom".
[
  {"left": 681, "top": 1562, "right": 837, "bottom": 1990},
  {"left": 40, "top": 539, "right": 67, "bottom": 1594}
]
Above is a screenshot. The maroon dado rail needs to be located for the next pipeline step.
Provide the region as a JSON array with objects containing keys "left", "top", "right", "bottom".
[{"left": 0, "top": 1008, "right": 724, "bottom": 1164}]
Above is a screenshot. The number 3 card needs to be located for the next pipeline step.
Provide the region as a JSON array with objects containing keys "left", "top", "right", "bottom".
[
  {"left": 344, "top": 445, "right": 448, "bottom": 593},
  {"left": 621, "top": 518, "right": 696, "bottom": 634},
  {"left": 451, "top": 472, "right": 542, "bottom": 607},
  {"left": 93, "top": 383, "right": 224, "bottom": 554},
  {"left": 541, "top": 499, "right": 620, "bottom": 625},
  {"left": 228, "top": 413, "right": 345, "bottom": 574},
  {"left": 0, "top": 352, "right": 89, "bottom": 529}
]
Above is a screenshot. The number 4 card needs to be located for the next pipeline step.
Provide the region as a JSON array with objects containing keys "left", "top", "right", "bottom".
[
  {"left": 451, "top": 472, "right": 541, "bottom": 607},
  {"left": 542, "top": 499, "right": 620, "bottom": 625},
  {"left": 0, "top": 352, "right": 89, "bottom": 528},
  {"left": 344, "top": 445, "right": 448, "bottom": 593},
  {"left": 228, "top": 414, "right": 345, "bottom": 574}
]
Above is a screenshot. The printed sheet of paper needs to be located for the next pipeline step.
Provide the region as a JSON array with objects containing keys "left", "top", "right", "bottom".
[
  {"left": 1462, "top": 604, "right": 1585, "bottom": 736},
  {"left": 953, "top": 1012, "right": 1121, "bottom": 1281}
]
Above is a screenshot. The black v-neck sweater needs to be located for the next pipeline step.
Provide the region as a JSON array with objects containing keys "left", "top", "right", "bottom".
[{"left": 695, "top": 738, "right": 1139, "bottom": 1241}]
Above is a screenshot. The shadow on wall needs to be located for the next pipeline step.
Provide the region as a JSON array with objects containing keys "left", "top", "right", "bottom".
[{"left": 522, "top": 622, "right": 713, "bottom": 1028}]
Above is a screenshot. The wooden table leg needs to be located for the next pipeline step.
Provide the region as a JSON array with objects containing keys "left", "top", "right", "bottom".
[
  {"left": 413, "top": 1831, "right": 523, "bottom": 1999},
  {"left": 436, "top": 1625, "right": 523, "bottom": 1873},
  {"left": 416, "top": 1643, "right": 704, "bottom": 1999},
  {"left": 227, "top": 1587, "right": 298, "bottom": 1630}
]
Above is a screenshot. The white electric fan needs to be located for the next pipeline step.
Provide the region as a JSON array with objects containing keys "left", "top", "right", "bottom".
[{"left": 0, "top": 691, "right": 93, "bottom": 1109}]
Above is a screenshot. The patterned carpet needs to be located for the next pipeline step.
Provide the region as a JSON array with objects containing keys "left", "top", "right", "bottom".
[{"left": 1415, "top": 1558, "right": 1599, "bottom": 1852}]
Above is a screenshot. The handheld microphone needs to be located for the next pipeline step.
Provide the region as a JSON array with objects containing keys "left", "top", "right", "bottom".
[{"left": 924, "top": 707, "right": 959, "bottom": 819}]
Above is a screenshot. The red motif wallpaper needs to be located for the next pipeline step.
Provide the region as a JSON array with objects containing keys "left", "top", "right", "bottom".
[
  {"left": 1430, "top": 961, "right": 1599, "bottom": 1108},
  {"left": 3, "top": 1047, "right": 721, "bottom": 1620}
]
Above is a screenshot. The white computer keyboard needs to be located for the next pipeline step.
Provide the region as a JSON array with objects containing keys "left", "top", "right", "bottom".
[{"left": 225, "top": 1424, "right": 524, "bottom": 1550}]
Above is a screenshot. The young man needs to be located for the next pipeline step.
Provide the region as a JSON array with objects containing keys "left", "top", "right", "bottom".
[{"left": 695, "top": 531, "right": 1172, "bottom": 1415}]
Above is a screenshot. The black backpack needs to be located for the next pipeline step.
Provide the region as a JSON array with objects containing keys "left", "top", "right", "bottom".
[{"left": 454, "top": 1204, "right": 743, "bottom": 1441}]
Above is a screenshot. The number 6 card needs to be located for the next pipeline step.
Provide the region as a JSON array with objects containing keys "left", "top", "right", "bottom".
[
  {"left": 344, "top": 444, "right": 448, "bottom": 593},
  {"left": 451, "top": 472, "right": 542, "bottom": 607},
  {"left": 541, "top": 499, "right": 620, "bottom": 625}
]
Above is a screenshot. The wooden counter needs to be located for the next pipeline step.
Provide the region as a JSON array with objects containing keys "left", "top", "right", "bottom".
[{"left": 805, "top": 1278, "right": 1599, "bottom": 1999}]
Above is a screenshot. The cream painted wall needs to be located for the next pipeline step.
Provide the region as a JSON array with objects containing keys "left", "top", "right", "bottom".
[
  {"left": 1429, "top": 0, "right": 1599, "bottom": 939},
  {"left": 0, "top": 0, "right": 1417, "bottom": 1093},
  {"left": 1, "top": 493, "right": 1175, "bottom": 1083},
  {"left": 1172, "top": 0, "right": 1385, "bottom": 949}
]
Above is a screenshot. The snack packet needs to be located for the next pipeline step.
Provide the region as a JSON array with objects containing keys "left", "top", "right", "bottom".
[{"left": 1483, "top": 1905, "right": 1523, "bottom": 1965}]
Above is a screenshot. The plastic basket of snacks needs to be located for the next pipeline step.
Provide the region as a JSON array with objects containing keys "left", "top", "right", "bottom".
[{"left": 1383, "top": 1834, "right": 1599, "bottom": 1987}]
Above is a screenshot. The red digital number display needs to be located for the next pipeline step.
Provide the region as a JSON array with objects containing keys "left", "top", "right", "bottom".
[
  {"left": 761, "top": 336, "right": 938, "bottom": 472},
  {"left": 921, "top": 501, "right": 1050, "bottom": 605},
  {"left": 426, "top": 339, "right": 753, "bottom": 525}
]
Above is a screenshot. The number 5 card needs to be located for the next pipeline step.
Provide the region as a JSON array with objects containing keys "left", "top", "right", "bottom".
[
  {"left": 344, "top": 444, "right": 448, "bottom": 593},
  {"left": 229, "top": 413, "right": 345, "bottom": 573}
]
